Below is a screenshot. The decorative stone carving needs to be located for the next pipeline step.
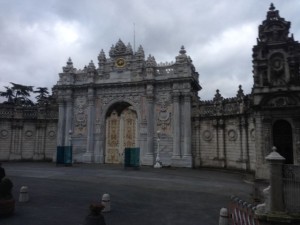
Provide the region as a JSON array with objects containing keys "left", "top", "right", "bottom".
[
  {"left": 202, "top": 130, "right": 213, "bottom": 141},
  {"left": 102, "top": 94, "right": 141, "bottom": 107},
  {"left": 48, "top": 130, "right": 56, "bottom": 139},
  {"left": 157, "top": 93, "right": 171, "bottom": 131},
  {"left": 228, "top": 129, "right": 238, "bottom": 141},
  {"left": 109, "top": 39, "right": 133, "bottom": 58},
  {"left": 25, "top": 130, "right": 33, "bottom": 137},
  {"left": 0, "top": 129, "right": 9, "bottom": 138},
  {"left": 266, "top": 96, "right": 296, "bottom": 107},
  {"left": 74, "top": 96, "right": 87, "bottom": 134}
]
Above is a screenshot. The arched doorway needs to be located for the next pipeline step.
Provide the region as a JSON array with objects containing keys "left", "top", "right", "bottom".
[
  {"left": 272, "top": 120, "right": 293, "bottom": 164},
  {"left": 105, "top": 103, "right": 138, "bottom": 164}
]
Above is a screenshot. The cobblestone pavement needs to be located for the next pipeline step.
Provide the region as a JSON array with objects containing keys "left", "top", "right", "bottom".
[{"left": 0, "top": 162, "right": 254, "bottom": 225}]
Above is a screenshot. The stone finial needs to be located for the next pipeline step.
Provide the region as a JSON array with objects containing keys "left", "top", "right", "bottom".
[
  {"left": 179, "top": 45, "right": 186, "bottom": 55},
  {"left": 87, "top": 60, "right": 96, "bottom": 72},
  {"left": 114, "top": 39, "right": 127, "bottom": 55},
  {"left": 146, "top": 54, "right": 157, "bottom": 67},
  {"left": 98, "top": 49, "right": 106, "bottom": 65},
  {"left": 213, "top": 89, "right": 223, "bottom": 104},
  {"left": 269, "top": 3, "right": 275, "bottom": 11},
  {"left": 62, "top": 57, "right": 75, "bottom": 73},
  {"left": 175, "top": 45, "right": 188, "bottom": 64},
  {"left": 266, "top": 3, "right": 280, "bottom": 20},
  {"left": 109, "top": 44, "right": 115, "bottom": 58},
  {"left": 67, "top": 57, "right": 73, "bottom": 65},
  {"left": 135, "top": 45, "right": 145, "bottom": 59},
  {"left": 236, "top": 85, "right": 245, "bottom": 102},
  {"left": 237, "top": 85, "right": 244, "bottom": 97},
  {"left": 265, "top": 146, "right": 285, "bottom": 161},
  {"left": 126, "top": 43, "right": 133, "bottom": 55}
]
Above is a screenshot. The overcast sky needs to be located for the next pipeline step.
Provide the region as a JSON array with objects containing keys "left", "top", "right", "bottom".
[{"left": 0, "top": 0, "right": 300, "bottom": 101}]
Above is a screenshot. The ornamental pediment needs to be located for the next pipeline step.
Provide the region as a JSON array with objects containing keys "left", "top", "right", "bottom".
[{"left": 262, "top": 94, "right": 299, "bottom": 108}]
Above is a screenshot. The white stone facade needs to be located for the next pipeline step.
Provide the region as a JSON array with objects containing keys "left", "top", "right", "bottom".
[{"left": 53, "top": 43, "right": 200, "bottom": 168}]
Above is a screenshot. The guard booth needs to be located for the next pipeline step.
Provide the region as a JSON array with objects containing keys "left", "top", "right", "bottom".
[
  {"left": 124, "top": 147, "right": 140, "bottom": 169},
  {"left": 56, "top": 146, "right": 73, "bottom": 166}
]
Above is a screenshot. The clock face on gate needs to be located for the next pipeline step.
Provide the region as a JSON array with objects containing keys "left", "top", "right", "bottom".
[{"left": 115, "top": 58, "right": 126, "bottom": 67}]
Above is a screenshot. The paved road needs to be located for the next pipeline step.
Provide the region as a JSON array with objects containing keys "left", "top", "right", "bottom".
[{"left": 0, "top": 162, "right": 253, "bottom": 225}]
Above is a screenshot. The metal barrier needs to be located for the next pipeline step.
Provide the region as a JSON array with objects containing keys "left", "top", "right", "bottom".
[
  {"left": 56, "top": 146, "right": 72, "bottom": 165},
  {"left": 124, "top": 147, "right": 140, "bottom": 169},
  {"left": 283, "top": 164, "right": 300, "bottom": 213},
  {"left": 228, "top": 196, "right": 259, "bottom": 225}
]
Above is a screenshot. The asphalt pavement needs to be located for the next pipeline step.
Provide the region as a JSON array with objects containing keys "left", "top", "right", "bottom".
[{"left": 0, "top": 162, "right": 254, "bottom": 225}]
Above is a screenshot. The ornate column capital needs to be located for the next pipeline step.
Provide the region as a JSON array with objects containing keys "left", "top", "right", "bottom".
[
  {"left": 172, "top": 92, "right": 180, "bottom": 102},
  {"left": 182, "top": 92, "right": 191, "bottom": 102}
]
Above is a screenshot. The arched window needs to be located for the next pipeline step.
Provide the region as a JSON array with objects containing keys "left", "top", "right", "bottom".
[{"left": 273, "top": 120, "right": 293, "bottom": 164}]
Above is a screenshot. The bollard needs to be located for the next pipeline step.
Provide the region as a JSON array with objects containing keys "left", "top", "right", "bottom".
[
  {"left": 19, "top": 186, "right": 29, "bottom": 202},
  {"left": 219, "top": 208, "right": 228, "bottom": 225},
  {"left": 101, "top": 193, "right": 110, "bottom": 212}
]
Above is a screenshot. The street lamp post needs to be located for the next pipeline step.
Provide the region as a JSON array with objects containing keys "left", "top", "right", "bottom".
[{"left": 154, "top": 130, "right": 162, "bottom": 168}]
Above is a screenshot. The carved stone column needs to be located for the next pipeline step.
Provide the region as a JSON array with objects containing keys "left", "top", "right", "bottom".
[
  {"left": 144, "top": 85, "right": 155, "bottom": 165},
  {"left": 172, "top": 92, "right": 181, "bottom": 164},
  {"left": 255, "top": 114, "right": 272, "bottom": 179},
  {"left": 64, "top": 90, "right": 73, "bottom": 146},
  {"left": 9, "top": 121, "right": 23, "bottom": 160},
  {"left": 193, "top": 118, "right": 201, "bottom": 167},
  {"left": 57, "top": 96, "right": 65, "bottom": 147},
  {"left": 34, "top": 123, "right": 46, "bottom": 160},
  {"left": 183, "top": 93, "right": 192, "bottom": 163},
  {"left": 84, "top": 87, "right": 95, "bottom": 162}
]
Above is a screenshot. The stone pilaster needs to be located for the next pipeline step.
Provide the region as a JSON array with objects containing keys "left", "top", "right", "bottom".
[
  {"left": 171, "top": 92, "right": 182, "bottom": 166},
  {"left": 143, "top": 85, "right": 155, "bottom": 165},
  {"left": 193, "top": 119, "right": 201, "bottom": 167},
  {"left": 34, "top": 123, "right": 46, "bottom": 160},
  {"left": 57, "top": 97, "right": 65, "bottom": 146},
  {"left": 64, "top": 90, "right": 73, "bottom": 146},
  {"left": 9, "top": 121, "right": 23, "bottom": 160},
  {"left": 84, "top": 87, "right": 95, "bottom": 162},
  {"left": 255, "top": 114, "right": 271, "bottom": 179},
  {"left": 182, "top": 93, "right": 192, "bottom": 166}
]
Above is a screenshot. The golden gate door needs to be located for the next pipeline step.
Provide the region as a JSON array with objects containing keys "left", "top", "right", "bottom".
[{"left": 105, "top": 107, "right": 137, "bottom": 164}]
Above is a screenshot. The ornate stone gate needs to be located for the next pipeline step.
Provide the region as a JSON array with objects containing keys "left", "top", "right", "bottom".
[{"left": 54, "top": 40, "right": 200, "bottom": 167}]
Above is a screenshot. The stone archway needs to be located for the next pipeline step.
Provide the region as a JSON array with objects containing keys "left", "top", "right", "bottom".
[
  {"left": 273, "top": 120, "right": 293, "bottom": 164},
  {"left": 105, "top": 103, "right": 138, "bottom": 164}
]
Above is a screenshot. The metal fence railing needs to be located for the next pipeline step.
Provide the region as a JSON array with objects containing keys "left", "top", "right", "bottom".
[{"left": 283, "top": 164, "right": 300, "bottom": 213}]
